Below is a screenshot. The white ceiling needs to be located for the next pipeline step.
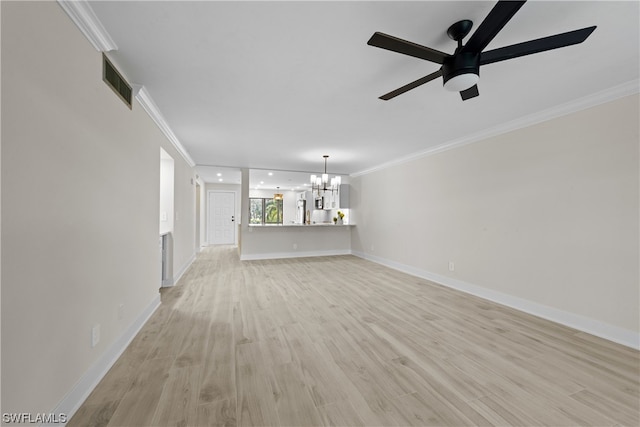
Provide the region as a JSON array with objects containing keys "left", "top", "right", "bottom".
[
  {"left": 195, "top": 166, "right": 347, "bottom": 191},
  {"left": 89, "top": 1, "right": 639, "bottom": 182}
]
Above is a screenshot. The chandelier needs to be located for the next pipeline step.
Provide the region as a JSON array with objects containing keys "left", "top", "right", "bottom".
[{"left": 310, "top": 155, "right": 341, "bottom": 196}]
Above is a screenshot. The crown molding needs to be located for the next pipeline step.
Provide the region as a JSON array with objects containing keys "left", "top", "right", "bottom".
[
  {"left": 136, "top": 87, "right": 196, "bottom": 167},
  {"left": 57, "top": 0, "right": 117, "bottom": 52},
  {"left": 56, "top": 0, "right": 196, "bottom": 168},
  {"left": 352, "top": 80, "right": 640, "bottom": 177}
]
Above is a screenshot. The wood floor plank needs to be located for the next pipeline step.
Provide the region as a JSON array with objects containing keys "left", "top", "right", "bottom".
[
  {"left": 174, "top": 310, "right": 212, "bottom": 368},
  {"left": 315, "top": 399, "right": 366, "bottom": 427},
  {"left": 199, "top": 322, "right": 236, "bottom": 406},
  {"left": 253, "top": 309, "right": 293, "bottom": 367},
  {"left": 67, "top": 399, "right": 119, "bottom": 427},
  {"left": 149, "top": 364, "right": 200, "bottom": 426},
  {"left": 320, "top": 334, "right": 414, "bottom": 426},
  {"left": 235, "top": 342, "right": 281, "bottom": 427},
  {"left": 270, "top": 362, "right": 324, "bottom": 426},
  {"left": 392, "top": 390, "right": 479, "bottom": 427},
  {"left": 467, "top": 393, "right": 542, "bottom": 426},
  {"left": 196, "top": 399, "right": 236, "bottom": 427},
  {"left": 69, "top": 246, "right": 639, "bottom": 427},
  {"left": 570, "top": 388, "right": 639, "bottom": 426},
  {"left": 280, "top": 322, "right": 351, "bottom": 408},
  {"left": 105, "top": 356, "right": 174, "bottom": 427}
]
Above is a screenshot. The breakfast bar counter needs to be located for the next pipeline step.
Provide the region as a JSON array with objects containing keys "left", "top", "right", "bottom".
[{"left": 241, "top": 223, "right": 353, "bottom": 260}]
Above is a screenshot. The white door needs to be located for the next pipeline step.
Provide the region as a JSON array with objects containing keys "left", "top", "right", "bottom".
[{"left": 208, "top": 191, "right": 236, "bottom": 245}]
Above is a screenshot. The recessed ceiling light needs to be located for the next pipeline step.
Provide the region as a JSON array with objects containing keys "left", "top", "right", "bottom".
[
  {"left": 268, "top": 172, "right": 273, "bottom": 176},
  {"left": 218, "top": 178, "right": 223, "bottom": 182},
  {"left": 260, "top": 181, "right": 264, "bottom": 184},
  {"left": 217, "top": 173, "right": 222, "bottom": 177}
]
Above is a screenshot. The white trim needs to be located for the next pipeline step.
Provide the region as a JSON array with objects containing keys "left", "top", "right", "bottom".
[
  {"left": 56, "top": 0, "right": 117, "bottom": 52},
  {"left": 161, "top": 252, "right": 196, "bottom": 288},
  {"left": 352, "top": 80, "right": 640, "bottom": 177},
  {"left": 352, "top": 250, "right": 640, "bottom": 350},
  {"left": 172, "top": 254, "right": 195, "bottom": 286},
  {"left": 135, "top": 87, "right": 196, "bottom": 167},
  {"left": 50, "top": 294, "right": 161, "bottom": 422},
  {"left": 241, "top": 249, "right": 352, "bottom": 261},
  {"left": 54, "top": 0, "right": 197, "bottom": 170}
]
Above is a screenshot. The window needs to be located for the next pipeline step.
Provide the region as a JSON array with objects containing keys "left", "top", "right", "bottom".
[
  {"left": 249, "top": 198, "right": 263, "bottom": 224},
  {"left": 249, "top": 198, "right": 283, "bottom": 224}
]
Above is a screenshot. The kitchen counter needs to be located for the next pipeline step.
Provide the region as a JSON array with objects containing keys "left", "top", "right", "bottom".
[
  {"left": 248, "top": 223, "right": 353, "bottom": 227},
  {"left": 241, "top": 222, "right": 352, "bottom": 260}
]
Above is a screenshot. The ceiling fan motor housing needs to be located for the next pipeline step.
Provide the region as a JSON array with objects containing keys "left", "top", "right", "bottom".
[{"left": 442, "top": 52, "right": 480, "bottom": 88}]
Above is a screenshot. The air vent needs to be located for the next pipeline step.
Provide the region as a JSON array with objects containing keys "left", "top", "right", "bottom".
[{"left": 102, "top": 54, "right": 132, "bottom": 109}]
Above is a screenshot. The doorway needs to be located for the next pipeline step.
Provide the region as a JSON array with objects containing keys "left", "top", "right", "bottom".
[
  {"left": 207, "top": 191, "right": 236, "bottom": 245},
  {"left": 195, "top": 183, "right": 201, "bottom": 251},
  {"left": 159, "top": 148, "right": 175, "bottom": 286}
]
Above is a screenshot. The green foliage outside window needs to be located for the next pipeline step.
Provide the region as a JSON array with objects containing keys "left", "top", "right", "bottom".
[
  {"left": 249, "top": 198, "right": 263, "bottom": 224},
  {"left": 250, "top": 198, "right": 283, "bottom": 224}
]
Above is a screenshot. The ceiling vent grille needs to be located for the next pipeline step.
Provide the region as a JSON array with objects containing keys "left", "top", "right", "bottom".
[{"left": 102, "top": 54, "right": 132, "bottom": 109}]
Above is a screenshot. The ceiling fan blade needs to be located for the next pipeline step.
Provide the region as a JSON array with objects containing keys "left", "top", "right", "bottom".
[
  {"left": 379, "top": 69, "right": 443, "bottom": 100},
  {"left": 480, "top": 26, "right": 596, "bottom": 65},
  {"left": 461, "top": 1, "right": 526, "bottom": 54},
  {"left": 460, "top": 85, "right": 479, "bottom": 100},
  {"left": 368, "top": 32, "right": 449, "bottom": 64}
]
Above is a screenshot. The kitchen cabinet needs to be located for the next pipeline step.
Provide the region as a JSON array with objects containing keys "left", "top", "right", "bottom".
[{"left": 309, "top": 184, "right": 348, "bottom": 211}]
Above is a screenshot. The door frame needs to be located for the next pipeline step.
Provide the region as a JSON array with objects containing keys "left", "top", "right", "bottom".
[
  {"left": 195, "top": 182, "right": 201, "bottom": 252},
  {"left": 206, "top": 190, "right": 238, "bottom": 246}
]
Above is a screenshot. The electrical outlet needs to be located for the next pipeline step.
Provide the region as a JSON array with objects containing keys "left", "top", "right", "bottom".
[
  {"left": 91, "top": 324, "right": 101, "bottom": 348},
  {"left": 448, "top": 261, "right": 455, "bottom": 272},
  {"left": 293, "top": 243, "right": 298, "bottom": 250}
]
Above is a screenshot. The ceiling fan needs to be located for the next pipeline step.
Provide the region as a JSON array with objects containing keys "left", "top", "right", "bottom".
[{"left": 367, "top": 0, "right": 596, "bottom": 101}]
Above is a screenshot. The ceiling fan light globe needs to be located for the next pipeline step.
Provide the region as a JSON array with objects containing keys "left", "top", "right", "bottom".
[{"left": 443, "top": 73, "right": 479, "bottom": 92}]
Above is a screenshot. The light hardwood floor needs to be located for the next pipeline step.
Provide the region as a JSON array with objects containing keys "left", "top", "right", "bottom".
[{"left": 69, "top": 246, "right": 639, "bottom": 426}]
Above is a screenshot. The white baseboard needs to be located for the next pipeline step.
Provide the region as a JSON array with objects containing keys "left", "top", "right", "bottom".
[
  {"left": 352, "top": 251, "right": 639, "bottom": 350},
  {"left": 51, "top": 294, "right": 161, "bottom": 423},
  {"left": 240, "top": 249, "right": 352, "bottom": 261},
  {"left": 162, "top": 253, "right": 196, "bottom": 287},
  {"left": 174, "top": 253, "right": 196, "bottom": 285}
]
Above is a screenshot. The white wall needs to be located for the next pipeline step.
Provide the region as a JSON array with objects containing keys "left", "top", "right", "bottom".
[
  {"left": 159, "top": 149, "right": 175, "bottom": 235},
  {"left": 351, "top": 94, "right": 639, "bottom": 346},
  {"left": 0, "top": 2, "right": 3, "bottom": 408},
  {"left": 0, "top": 1, "right": 193, "bottom": 416}
]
